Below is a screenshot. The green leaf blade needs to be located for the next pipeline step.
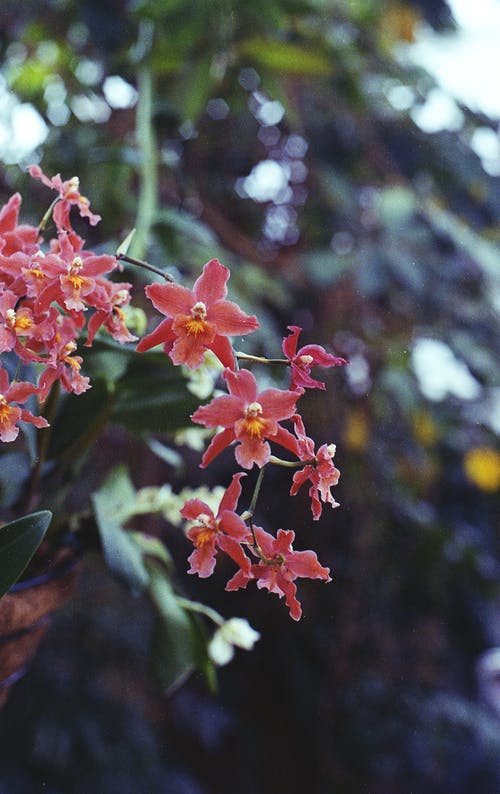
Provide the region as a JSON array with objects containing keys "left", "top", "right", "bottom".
[{"left": 0, "top": 510, "right": 52, "bottom": 598}]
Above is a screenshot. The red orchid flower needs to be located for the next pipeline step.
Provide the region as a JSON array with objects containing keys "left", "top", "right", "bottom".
[
  {"left": 181, "top": 473, "right": 251, "bottom": 579},
  {"left": 192, "top": 367, "right": 300, "bottom": 469},
  {"left": 289, "top": 414, "right": 340, "bottom": 520},
  {"left": 226, "top": 526, "right": 331, "bottom": 621},
  {"left": 37, "top": 317, "right": 90, "bottom": 400},
  {"left": 0, "top": 193, "right": 39, "bottom": 256},
  {"left": 136, "top": 258, "right": 259, "bottom": 369},
  {"left": 0, "top": 368, "right": 48, "bottom": 442},
  {"left": 27, "top": 165, "right": 101, "bottom": 228},
  {"left": 282, "top": 325, "right": 348, "bottom": 391}
]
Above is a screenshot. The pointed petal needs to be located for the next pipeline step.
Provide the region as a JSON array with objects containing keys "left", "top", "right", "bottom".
[
  {"left": 286, "top": 548, "right": 331, "bottom": 581},
  {"left": 145, "top": 281, "right": 194, "bottom": 317},
  {"left": 200, "top": 427, "right": 236, "bottom": 467},
  {"left": 218, "top": 535, "right": 251, "bottom": 573},
  {"left": 225, "top": 568, "right": 253, "bottom": 591},
  {"left": 282, "top": 578, "right": 302, "bottom": 621},
  {"left": 0, "top": 193, "right": 21, "bottom": 232},
  {"left": 193, "top": 259, "right": 229, "bottom": 305},
  {"left": 81, "top": 254, "right": 117, "bottom": 277},
  {"left": 259, "top": 387, "right": 298, "bottom": 421},
  {"left": 223, "top": 368, "right": 258, "bottom": 403},
  {"left": 218, "top": 472, "right": 246, "bottom": 514},
  {"left": 272, "top": 424, "right": 300, "bottom": 457},
  {"left": 180, "top": 498, "right": 213, "bottom": 520},
  {"left": 6, "top": 380, "right": 38, "bottom": 403},
  {"left": 136, "top": 317, "right": 175, "bottom": 352},
  {"left": 282, "top": 326, "right": 301, "bottom": 359},
  {"left": 192, "top": 394, "right": 243, "bottom": 428},
  {"left": 297, "top": 344, "right": 348, "bottom": 368},
  {"left": 20, "top": 409, "right": 49, "bottom": 428},
  {"left": 209, "top": 335, "right": 236, "bottom": 369},
  {"left": 209, "top": 300, "right": 259, "bottom": 336}
]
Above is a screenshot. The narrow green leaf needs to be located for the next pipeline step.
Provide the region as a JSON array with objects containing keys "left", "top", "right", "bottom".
[
  {"left": 239, "top": 38, "right": 333, "bottom": 76},
  {"left": 92, "top": 467, "right": 149, "bottom": 594},
  {"left": 148, "top": 566, "right": 197, "bottom": 692},
  {"left": 0, "top": 510, "right": 52, "bottom": 598},
  {"left": 116, "top": 228, "right": 136, "bottom": 257}
]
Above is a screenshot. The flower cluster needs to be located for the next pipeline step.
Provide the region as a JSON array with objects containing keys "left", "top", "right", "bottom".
[
  {"left": 1, "top": 166, "right": 348, "bottom": 623},
  {"left": 141, "top": 256, "right": 348, "bottom": 619},
  {"left": 0, "top": 168, "right": 135, "bottom": 442}
]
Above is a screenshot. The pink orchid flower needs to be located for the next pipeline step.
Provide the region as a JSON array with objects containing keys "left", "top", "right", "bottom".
[
  {"left": 192, "top": 367, "right": 300, "bottom": 469},
  {"left": 0, "top": 368, "right": 48, "bottom": 442},
  {"left": 282, "top": 325, "right": 348, "bottom": 391},
  {"left": 226, "top": 526, "right": 331, "bottom": 621},
  {"left": 0, "top": 193, "right": 39, "bottom": 256},
  {"left": 289, "top": 414, "right": 340, "bottom": 520},
  {"left": 181, "top": 473, "right": 251, "bottom": 579},
  {"left": 136, "top": 258, "right": 259, "bottom": 369},
  {"left": 27, "top": 165, "right": 101, "bottom": 227},
  {"left": 37, "top": 317, "right": 90, "bottom": 400}
]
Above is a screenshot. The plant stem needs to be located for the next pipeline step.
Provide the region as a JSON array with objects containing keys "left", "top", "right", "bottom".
[
  {"left": 268, "top": 454, "right": 307, "bottom": 468},
  {"left": 129, "top": 25, "right": 158, "bottom": 261},
  {"left": 235, "top": 351, "right": 289, "bottom": 366},
  {"left": 37, "top": 197, "right": 59, "bottom": 235},
  {"left": 175, "top": 596, "right": 224, "bottom": 626},
  {"left": 117, "top": 252, "right": 173, "bottom": 281}
]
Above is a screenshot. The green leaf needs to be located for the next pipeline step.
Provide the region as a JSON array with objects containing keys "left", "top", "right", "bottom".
[
  {"left": 130, "top": 531, "right": 173, "bottom": 569},
  {"left": 0, "top": 510, "right": 52, "bottom": 598},
  {"left": 148, "top": 566, "right": 197, "bottom": 692},
  {"left": 238, "top": 38, "right": 333, "bottom": 76},
  {"left": 91, "top": 467, "right": 150, "bottom": 594},
  {"left": 116, "top": 228, "right": 136, "bottom": 257}
]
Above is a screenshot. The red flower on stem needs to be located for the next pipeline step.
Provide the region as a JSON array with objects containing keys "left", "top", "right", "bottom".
[
  {"left": 191, "top": 367, "right": 300, "bottom": 469},
  {"left": 0, "top": 368, "right": 48, "bottom": 442},
  {"left": 136, "top": 258, "right": 259, "bottom": 369},
  {"left": 27, "top": 165, "right": 101, "bottom": 228},
  {"left": 289, "top": 414, "right": 340, "bottom": 520},
  {"left": 226, "top": 526, "right": 331, "bottom": 621},
  {"left": 180, "top": 473, "right": 251, "bottom": 579},
  {"left": 282, "top": 325, "right": 348, "bottom": 391}
]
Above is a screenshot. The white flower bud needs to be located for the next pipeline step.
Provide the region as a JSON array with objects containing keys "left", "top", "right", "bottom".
[{"left": 208, "top": 618, "right": 261, "bottom": 666}]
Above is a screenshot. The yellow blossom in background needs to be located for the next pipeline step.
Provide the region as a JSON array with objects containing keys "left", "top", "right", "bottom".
[
  {"left": 343, "top": 409, "right": 370, "bottom": 452},
  {"left": 413, "top": 411, "right": 439, "bottom": 447},
  {"left": 463, "top": 447, "right": 500, "bottom": 492}
]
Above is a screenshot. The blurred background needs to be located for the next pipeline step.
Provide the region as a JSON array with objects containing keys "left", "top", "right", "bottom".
[{"left": 0, "top": 0, "right": 499, "bottom": 791}]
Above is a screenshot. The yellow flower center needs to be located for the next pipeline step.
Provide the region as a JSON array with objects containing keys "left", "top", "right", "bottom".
[
  {"left": 185, "top": 301, "right": 208, "bottom": 336},
  {"left": 242, "top": 402, "right": 266, "bottom": 439},
  {"left": 298, "top": 354, "right": 314, "bottom": 365},
  {"left": 0, "top": 396, "right": 11, "bottom": 424},
  {"left": 194, "top": 527, "right": 215, "bottom": 547},
  {"left": 25, "top": 265, "right": 45, "bottom": 281},
  {"left": 5, "top": 309, "right": 33, "bottom": 334}
]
